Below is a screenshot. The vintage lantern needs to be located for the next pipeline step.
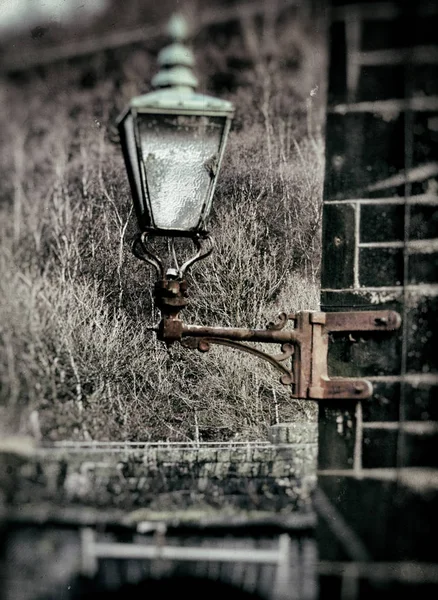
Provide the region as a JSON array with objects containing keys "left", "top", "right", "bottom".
[{"left": 117, "top": 14, "right": 234, "bottom": 236}]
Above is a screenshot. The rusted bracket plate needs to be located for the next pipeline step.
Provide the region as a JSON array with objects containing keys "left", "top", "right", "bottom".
[
  {"left": 323, "top": 310, "right": 401, "bottom": 333},
  {"left": 306, "top": 310, "right": 401, "bottom": 400},
  {"left": 308, "top": 377, "right": 373, "bottom": 401}
]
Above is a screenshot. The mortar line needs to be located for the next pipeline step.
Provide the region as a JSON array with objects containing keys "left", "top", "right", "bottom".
[
  {"left": 325, "top": 195, "right": 438, "bottom": 205},
  {"left": 353, "top": 201, "right": 360, "bottom": 288},
  {"left": 353, "top": 401, "right": 363, "bottom": 474}
]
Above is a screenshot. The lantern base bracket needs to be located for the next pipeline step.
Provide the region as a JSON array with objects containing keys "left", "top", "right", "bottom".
[
  {"left": 134, "top": 239, "right": 401, "bottom": 401},
  {"left": 132, "top": 232, "right": 214, "bottom": 281}
]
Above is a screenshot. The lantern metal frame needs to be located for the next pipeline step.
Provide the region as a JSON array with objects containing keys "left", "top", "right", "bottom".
[{"left": 117, "top": 104, "right": 233, "bottom": 237}]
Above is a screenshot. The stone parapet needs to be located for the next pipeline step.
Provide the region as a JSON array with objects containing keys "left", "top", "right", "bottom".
[{"left": 2, "top": 431, "right": 317, "bottom": 517}]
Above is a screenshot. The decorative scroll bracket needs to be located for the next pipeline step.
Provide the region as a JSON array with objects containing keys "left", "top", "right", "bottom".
[
  {"left": 155, "top": 305, "right": 401, "bottom": 400},
  {"left": 136, "top": 246, "right": 402, "bottom": 401},
  {"left": 132, "top": 232, "right": 213, "bottom": 280}
]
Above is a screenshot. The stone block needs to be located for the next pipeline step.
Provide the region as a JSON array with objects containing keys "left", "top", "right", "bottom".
[
  {"left": 236, "top": 461, "right": 255, "bottom": 478},
  {"left": 250, "top": 447, "right": 268, "bottom": 462},
  {"left": 408, "top": 251, "right": 438, "bottom": 285},
  {"left": 404, "top": 380, "right": 438, "bottom": 421},
  {"left": 270, "top": 460, "right": 290, "bottom": 478},
  {"left": 360, "top": 204, "right": 405, "bottom": 243},
  {"left": 362, "top": 428, "right": 398, "bottom": 469},
  {"left": 181, "top": 449, "right": 197, "bottom": 463},
  {"left": 213, "top": 461, "right": 229, "bottom": 479},
  {"left": 215, "top": 449, "right": 231, "bottom": 463},
  {"left": 143, "top": 448, "right": 157, "bottom": 464},
  {"left": 269, "top": 422, "right": 318, "bottom": 445},
  {"left": 409, "top": 204, "right": 438, "bottom": 240},
  {"left": 357, "top": 64, "right": 405, "bottom": 101},
  {"left": 412, "top": 64, "right": 438, "bottom": 97},
  {"left": 406, "top": 294, "right": 438, "bottom": 374},
  {"left": 359, "top": 247, "right": 403, "bottom": 287},
  {"left": 321, "top": 203, "right": 356, "bottom": 288},
  {"left": 156, "top": 448, "right": 182, "bottom": 463},
  {"left": 228, "top": 448, "right": 248, "bottom": 463},
  {"left": 257, "top": 462, "right": 274, "bottom": 478},
  {"left": 401, "top": 427, "right": 438, "bottom": 468},
  {"left": 198, "top": 462, "right": 216, "bottom": 478},
  {"left": 324, "top": 113, "right": 406, "bottom": 200},
  {"left": 197, "top": 448, "right": 217, "bottom": 463}
]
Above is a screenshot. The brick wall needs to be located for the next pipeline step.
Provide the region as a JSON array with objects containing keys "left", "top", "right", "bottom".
[{"left": 317, "top": 1, "right": 438, "bottom": 595}]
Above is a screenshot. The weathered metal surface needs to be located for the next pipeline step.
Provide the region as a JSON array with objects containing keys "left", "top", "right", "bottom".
[
  {"left": 153, "top": 301, "right": 401, "bottom": 400},
  {"left": 133, "top": 231, "right": 214, "bottom": 281},
  {"left": 183, "top": 336, "right": 295, "bottom": 386},
  {"left": 324, "top": 310, "right": 401, "bottom": 332},
  {"left": 180, "top": 322, "right": 301, "bottom": 344},
  {"left": 118, "top": 15, "right": 234, "bottom": 236}
]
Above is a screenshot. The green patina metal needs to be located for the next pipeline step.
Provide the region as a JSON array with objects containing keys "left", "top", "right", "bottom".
[{"left": 118, "top": 14, "right": 233, "bottom": 117}]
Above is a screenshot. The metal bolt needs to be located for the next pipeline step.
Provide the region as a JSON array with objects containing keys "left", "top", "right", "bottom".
[
  {"left": 167, "top": 281, "right": 180, "bottom": 295},
  {"left": 374, "top": 317, "right": 388, "bottom": 326},
  {"left": 198, "top": 340, "right": 211, "bottom": 353}
]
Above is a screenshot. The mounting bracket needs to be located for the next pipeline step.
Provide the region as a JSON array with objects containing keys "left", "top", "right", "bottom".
[
  {"left": 297, "top": 310, "right": 401, "bottom": 400},
  {"left": 151, "top": 279, "right": 401, "bottom": 400}
]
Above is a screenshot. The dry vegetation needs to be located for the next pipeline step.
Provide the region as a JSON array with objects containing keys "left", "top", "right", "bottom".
[{"left": 0, "top": 4, "right": 325, "bottom": 442}]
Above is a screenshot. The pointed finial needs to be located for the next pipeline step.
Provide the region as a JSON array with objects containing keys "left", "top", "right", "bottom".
[
  {"left": 167, "top": 13, "right": 190, "bottom": 42},
  {"left": 151, "top": 13, "right": 198, "bottom": 91}
]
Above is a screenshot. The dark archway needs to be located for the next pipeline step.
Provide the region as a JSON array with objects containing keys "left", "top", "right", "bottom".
[{"left": 68, "top": 575, "right": 266, "bottom": 600}]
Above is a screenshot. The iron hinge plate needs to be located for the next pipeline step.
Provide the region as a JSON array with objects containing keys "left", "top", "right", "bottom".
[{"left": 305, "top": 310, "right": 401, "bottom": 400}]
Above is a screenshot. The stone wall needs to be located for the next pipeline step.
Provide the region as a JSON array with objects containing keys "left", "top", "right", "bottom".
[
  {"left": 2, "top": 423, "right": 317, "bottom": 517},
  {"left": 0, "top": 423, "right": 317, "bottom": 600}
]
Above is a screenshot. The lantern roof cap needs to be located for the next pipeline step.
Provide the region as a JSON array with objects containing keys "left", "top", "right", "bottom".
[
  {"left": 151, "top": 13, "right": 198, "bottom": 92},
  {"left": 122, "top": 87, "right": 234, "bottom": 115},
  {"left": 157, "top": 43, "right": 195, "bottom": 68},
  {"left": 167, "top": 13, "right": 190, "bottom": 41},
  {"left": 151, "top": 65, "right": 198, "bottom": 90},
  {"left": 117, "top": 13, "right": 234, "bottom": 120}
]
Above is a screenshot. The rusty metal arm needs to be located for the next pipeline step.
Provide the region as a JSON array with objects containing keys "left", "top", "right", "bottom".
[
  {"left": 149, "top": 275, "right": 401, "bottom": 400},
  {"left": 131, "top": 228, "right": 403, "bottom": 401},
  {"left": 181, "top": 323, "right": 300, "bottom": 344}
]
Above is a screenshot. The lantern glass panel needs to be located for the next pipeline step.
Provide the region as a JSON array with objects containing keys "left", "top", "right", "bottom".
[{"left": 137, "top": 113, "right": 225, "bottom": 231}]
